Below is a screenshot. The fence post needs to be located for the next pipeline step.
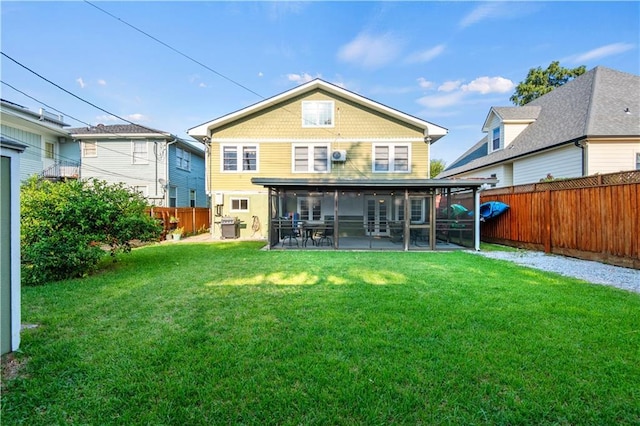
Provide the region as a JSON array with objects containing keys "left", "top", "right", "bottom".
[{"left": 544, "top": 190, "right": 552, "bottom": 253}]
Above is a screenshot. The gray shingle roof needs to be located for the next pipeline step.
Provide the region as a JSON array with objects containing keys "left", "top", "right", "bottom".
[
  {"left": 68, "top": 123, "right": 168, "bottom": 135},
  {"left": 440, "top": 66, "right": 640, "bottom": 177}
]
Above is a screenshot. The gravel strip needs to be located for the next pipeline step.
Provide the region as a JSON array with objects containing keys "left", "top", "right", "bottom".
[{"left": 471, "top": 250, "right": 640, "bottom": 294}]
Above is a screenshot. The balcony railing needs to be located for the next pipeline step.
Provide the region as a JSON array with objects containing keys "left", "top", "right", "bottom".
[{"left": 40, "top": 160, "right": 80, "bottom": 180}]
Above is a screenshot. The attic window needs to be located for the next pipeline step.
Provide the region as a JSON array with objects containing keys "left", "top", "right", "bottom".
[
  {"left": 302, "top": 101, "right": 334, "bottom": 127},
  {"left": 492, "top": 127, "right": 501, "bottom": 151}
]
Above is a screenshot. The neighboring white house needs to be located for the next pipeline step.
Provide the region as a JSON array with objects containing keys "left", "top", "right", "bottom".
[
  {"left": 440, "top": 66, "right": 640, "bottom": 186},
  {"left": 69, "top": 124, "right": 208, "bottom": 207},
  {"left": 0, "top": 99, "right": 79, "bottom": 182}
]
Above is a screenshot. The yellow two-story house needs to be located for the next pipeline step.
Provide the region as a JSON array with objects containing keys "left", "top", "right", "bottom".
[{"left": 188, "top": 79, "right": 493, "bottom": 250}]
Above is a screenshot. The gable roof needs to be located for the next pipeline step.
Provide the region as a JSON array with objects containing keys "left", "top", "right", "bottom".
[
  {"left": 68, "top": 124, "right": 204, "bottom": 154},
  {"left": 481, "top": 106, "right": 541, "bottom": 131},
  {"left": 188, "top": 78, "right": 448, "bottom": 142},
  {"left": 440, "top": 66, "right": 640, "bottom": 177},
  {"left": 69, "top": 123, "right": 170, "bottom": 137}
]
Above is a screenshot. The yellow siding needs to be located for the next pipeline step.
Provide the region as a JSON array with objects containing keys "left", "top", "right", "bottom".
[
  {"left": 213, "top": 89, "right": 422, "bottom": 139},
  {"left": 209, "top": 89, "right": 429, "bottom": 194}
]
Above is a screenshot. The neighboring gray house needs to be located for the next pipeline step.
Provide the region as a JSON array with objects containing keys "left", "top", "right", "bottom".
[
  {"left": 0, "top": 99, "right": 79, "bottom": 182},
  {"left": 440, "top": 67, "right": 640, "bottom": 186},
  {"left": 69, "top": 124, "right": 208, "bottom": 207},
  {"left": 1, "top": 136, "right": 26, "bottom": 355}
]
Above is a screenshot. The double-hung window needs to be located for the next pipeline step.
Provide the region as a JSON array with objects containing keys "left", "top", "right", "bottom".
[
  {"left": 82, "top": 140, "right": 97, "bottom": 158},
  {"left": 293, "top": 144, "right": 329, "bottom": 173},
  {"left": 222, "top": 145, "right": 258, "bottom": 172},
  {"left": 45, "top": 142, "right": 55, "bottom": 159},
  {"left": 176, "top": 147, "right": 191, "bottom": 170},
  {"left": 373, "top": 144, "right": 410, "bottom": 172},
  {"left": 302, "top": 101, "right": 334, "bottom": 127},
  {"left": 492, "top": 127, "right": 501, "bottom": 151},
  {"left": 132, "top": 140, "right": 148, "bottom": 164}
]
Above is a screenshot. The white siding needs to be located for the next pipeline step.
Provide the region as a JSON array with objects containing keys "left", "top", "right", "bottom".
[
  {"left": 81, "top": 139, "right": 167, "bottom": 198},
  {"left": 448, "top": 164, "right": 513, "bottom": 188},
  {"left": 503, "top": 123, "right": 529, "bottom": 148},
  {"left": 586, "top": 141, "right": 640, "bottom": 174},
  {"left": 513, "top": 144, "right": 582, "bottom": 185}
]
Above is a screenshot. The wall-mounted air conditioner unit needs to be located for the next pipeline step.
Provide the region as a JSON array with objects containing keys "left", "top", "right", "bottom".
[{"left": 331, "top": 150, "right": 347, "bottom": 162}]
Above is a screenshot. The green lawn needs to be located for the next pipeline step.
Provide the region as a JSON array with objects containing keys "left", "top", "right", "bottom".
[{"left": 3, "top": 242, "right": 639, "bottom": 425}]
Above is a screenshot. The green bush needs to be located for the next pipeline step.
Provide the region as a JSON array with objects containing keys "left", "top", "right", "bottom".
[{"left": 21, "top": 177, "right": 162, "bottom": 285}]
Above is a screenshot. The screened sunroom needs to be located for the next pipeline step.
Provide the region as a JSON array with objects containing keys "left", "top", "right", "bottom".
[{"left": 252, "top": 178, "right": 496, "bottom": 251}]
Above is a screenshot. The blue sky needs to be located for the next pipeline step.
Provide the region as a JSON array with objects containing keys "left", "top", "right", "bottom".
[{"left": 2, "top": 1, "right": 639, "bottom": 165}]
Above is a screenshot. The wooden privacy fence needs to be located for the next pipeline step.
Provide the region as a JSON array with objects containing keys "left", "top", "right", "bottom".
[
  {"left": 479, "top": 170, "right": 640, "bottom": 269},
  {"left": 148, "top": 207, "right": 211, "bottom": 237}
]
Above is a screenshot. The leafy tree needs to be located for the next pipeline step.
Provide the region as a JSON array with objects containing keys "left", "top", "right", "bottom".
[
  {"left": 21, "top": 177, "right": 162, "bottom": 285},
  {"left": 430, "top": 158, "right": 447, "bottom": 178},
  {"left": 510, "top": 61, "right": 586, "bottom": 106}
]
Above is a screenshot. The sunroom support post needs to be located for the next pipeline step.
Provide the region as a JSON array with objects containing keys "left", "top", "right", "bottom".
[
  {"left": 333, "top": 189, "right": 338, "bottom": 249},
  {"left": 267, "top": 187, "right": 273, "bottom": 250},
  {"left": 403, "top": 189, "right": 409, "bottom": 251},
  {"left": 474, "top": 188, "right": 480, "bottom": 251}
]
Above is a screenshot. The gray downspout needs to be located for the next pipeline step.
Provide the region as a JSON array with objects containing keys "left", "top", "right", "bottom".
[{"left": 166, "top": 137, "right": 178, "bottom": 207}]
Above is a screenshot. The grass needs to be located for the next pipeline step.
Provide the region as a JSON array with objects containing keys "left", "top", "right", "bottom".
[{"left": 3, "top": 242, "right": 640, "bottom": 425}]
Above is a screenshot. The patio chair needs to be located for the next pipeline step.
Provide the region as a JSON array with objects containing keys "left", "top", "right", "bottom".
[{"left": 316, "top": 224, "right": 333, "bottom": 247}]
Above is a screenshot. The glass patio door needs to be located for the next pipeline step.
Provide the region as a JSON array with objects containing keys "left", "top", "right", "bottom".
[{"left": 365, "top": 196, "right": 390, "bottom": 236}]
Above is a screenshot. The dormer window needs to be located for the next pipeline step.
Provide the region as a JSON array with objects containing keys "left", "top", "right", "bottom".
[
  {"left": 302, "top": 101, "right": 334, "bottom": 127},
  {"left": 492, "top": 127, "right": 501, "bottom": 151}
]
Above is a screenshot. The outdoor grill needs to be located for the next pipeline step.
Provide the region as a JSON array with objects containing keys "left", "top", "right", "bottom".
[{"left": 220, "top": 216, "right": 240, "bottom": 239}]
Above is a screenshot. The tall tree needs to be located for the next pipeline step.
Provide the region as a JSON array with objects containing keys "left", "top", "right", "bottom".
[
  {"left": 430, "top": 158, "right": 447, "bottom": 178},
  {"left": 510, "top": 61, "right": 586, "bottom": 106}
]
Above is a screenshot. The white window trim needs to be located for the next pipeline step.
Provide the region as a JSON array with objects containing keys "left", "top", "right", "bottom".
[
  {"left": 220, "top": 144, "right": 259, "bottom": 173},
  {"left": 230, "top": 197, "right": 249, "bottom": 212},
  {"left": 302, "top": 100, "right": 335, "bottom": 128},
  {"left": 491, "top": 127, "right": 502, "bottom": 153},
  {"left": 82, "top": 140, "right": 98, "bottom": 158},
  {"left": 372, "top": 143, "right": 411, "bottom": 173},
  {"left": 132, "top": 140, "right": 149, "bottom": 165},
  {"left": 291, "top": 143, "right": 331, "bottom": 173},
  {"left": 176, "top": 146, "right": 192, "bottom": 171}
]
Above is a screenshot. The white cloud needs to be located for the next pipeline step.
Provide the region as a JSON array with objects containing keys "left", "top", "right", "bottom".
[
  {"left": 126, "top": 113, "right": 149, "bottom": 122},
  {"left": 417, "top": 91, "right": 466, "bottom": 109},
  {"left": 287, "top": 73, "right": 320, "bottom": 84},
  {"left": 258, "top": 72, "right": 264, "bottom": 77},
  {"left": 337, "top": 32, "right": 403, "bottom": 69},
  {"left": 95, "top": 115, "right": 118, "bottom": 122},
  {"left": 417, "top": 77, "right": 434, "bottom": 90},
  {"left": 405, "top": 44, "right": 445, "bottom": 64},
  {"left": 416, "top": 75, "right": 514, "bottom": 111},
  {"left": 461, "top": 76, "right": 514, "bottom": 94},
  {"left": 97, "top": 79, "right": 107, "bottom": 86},
  {"left": 572, "top": 42, "right": 635, "bottom": 62},
  {"left": 199, "top": 82, "right": 207, "bottom": 88},
  {"left": 459, "top": 3, "right": 502, "bottom": 28},
  {"left": 459, "top": 2, "right": 539, "bottom": 29},
  {"left": 76, "top": 77, "right": 86, "bottom": 89},
  {"left": 438, "top": 80, "right": 463, "bottom": 92}
]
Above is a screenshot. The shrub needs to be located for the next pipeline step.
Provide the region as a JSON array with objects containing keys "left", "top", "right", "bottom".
[{"left": 21, "top": 177, "right": 162, "bottom": 285}]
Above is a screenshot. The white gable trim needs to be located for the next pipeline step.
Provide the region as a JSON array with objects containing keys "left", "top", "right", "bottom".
[{"left": 188, "top": 79, "right": 447, "bottom": 140}]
